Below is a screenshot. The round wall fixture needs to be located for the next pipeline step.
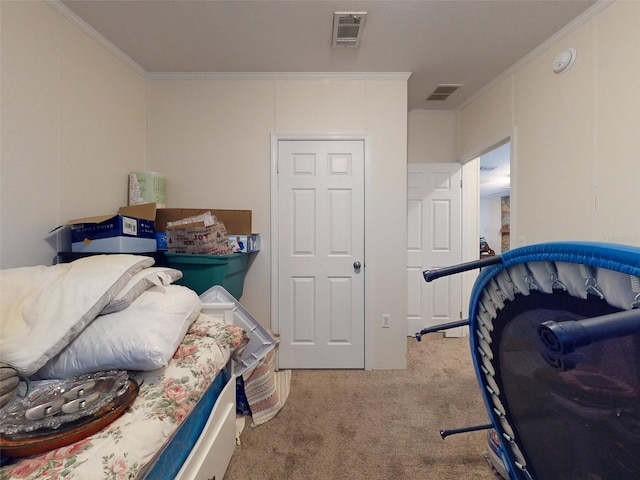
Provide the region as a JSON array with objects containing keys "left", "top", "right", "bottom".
[{"left": 552, "top": 48, "right": 577, "bottom": 74}]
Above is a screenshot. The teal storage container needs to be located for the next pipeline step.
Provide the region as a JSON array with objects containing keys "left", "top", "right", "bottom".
[{"left": 164, "top": 252, "right": 249, "bottom": 298}]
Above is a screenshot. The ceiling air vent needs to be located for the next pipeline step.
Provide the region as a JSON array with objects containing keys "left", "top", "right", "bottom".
[
  {"left": 426, "top": 84, "right": 462, "bottom": 101},
  {"left": 332, "top": 12, "right": 367, "bottom": 48}
]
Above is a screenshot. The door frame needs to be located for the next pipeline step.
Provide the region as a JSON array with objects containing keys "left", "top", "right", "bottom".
[
  {"left": 270, "top": 133, "right": 372, "bottom": 369},
  {"left": 459, "top": 128, "right": 516, "bottom": 331}
]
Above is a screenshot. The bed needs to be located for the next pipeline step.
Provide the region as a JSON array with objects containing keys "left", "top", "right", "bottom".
[
  {"left": 0, "top": 254, "right": 249, "bottom": 479},
  {"left": 420, "top": 241, "right": 640, "bottom": 480}
]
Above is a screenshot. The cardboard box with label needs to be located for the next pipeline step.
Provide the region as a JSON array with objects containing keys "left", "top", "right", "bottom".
[{"left": 63, "top": 204, "right": 158, "bottom": 253}]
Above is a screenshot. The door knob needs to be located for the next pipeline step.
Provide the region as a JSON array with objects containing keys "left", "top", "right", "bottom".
[{"left": 353, "top": 261, "right": 362, "bottom": 270}]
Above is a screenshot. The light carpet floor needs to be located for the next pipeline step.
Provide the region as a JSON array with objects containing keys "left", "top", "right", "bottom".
[{"left": 226, "top": 334, "right": 500, "bottom": 480}]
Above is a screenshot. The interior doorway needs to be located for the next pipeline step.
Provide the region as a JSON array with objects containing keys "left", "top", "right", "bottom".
[{"left": 459, "top": 136, "right": 512, "bottom": 339}]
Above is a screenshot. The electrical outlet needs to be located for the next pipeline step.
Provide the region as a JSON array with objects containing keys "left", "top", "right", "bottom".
[{"left": 382, "top": 314, "right": 390, "bottom": 328}]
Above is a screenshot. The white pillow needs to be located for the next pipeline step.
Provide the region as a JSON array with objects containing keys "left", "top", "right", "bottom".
[
  {"left": 0, "top": 255, "right": 154, "bottom": 376},
  {"left": 38, "top": 285, "right": 201, "bottom": 379},
  {"left": 100, "top": 267, "right": 183, "bottom": 315}
]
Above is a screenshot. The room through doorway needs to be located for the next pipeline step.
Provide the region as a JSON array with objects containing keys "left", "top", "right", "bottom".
[{"left": 479, "top": 141, "right": 511, "bottom": 256}]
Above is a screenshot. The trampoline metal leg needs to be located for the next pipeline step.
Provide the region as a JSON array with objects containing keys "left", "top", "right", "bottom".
[
  {"left": 423, "top": 256, "right": 502, "bottom": 282},
  {"left": 415, "top": 319, "right": 470, "bottom": 341},
  {"left": 439, "top": 423, "right": 493, "bottom": 439}
]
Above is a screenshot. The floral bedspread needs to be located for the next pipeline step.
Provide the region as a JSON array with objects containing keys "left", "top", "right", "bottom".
[{"left": 0, "top": 314, "right": 247, "bottom": 480}]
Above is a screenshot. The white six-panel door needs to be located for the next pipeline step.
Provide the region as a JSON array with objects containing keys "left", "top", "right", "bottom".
[
  {"left": 407, "top": 163, "right": 462, "bottom": 337},
  {"left": 277, "top": 140, "right": 365, "bottom": 369}
]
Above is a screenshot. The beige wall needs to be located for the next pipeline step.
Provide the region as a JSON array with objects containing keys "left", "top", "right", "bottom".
[
  {"left": 458, "top": 1, "right": 640, "bottom": 246},
  {"left": 593, "top": 2, "right": 640, "bottom": 245},
  {"left": 458, "top": 76, "right": 513, "bottom": 160},
  {"left": 1, "top": 1, "right": 147, "bottom": 267},
  {"left": 148, "top": 77, "right": 409, "bottom": 369},
  {"left": 408, "top": 110, "right": 456, "bottom": 163}
]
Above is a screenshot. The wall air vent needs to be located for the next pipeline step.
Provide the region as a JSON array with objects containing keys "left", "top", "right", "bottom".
[
  {"left": 426, "top": 84, "right": 462, "bottom": 101},
  {"left": 332, "top": 12, "right": 367, "bottom": 48}
]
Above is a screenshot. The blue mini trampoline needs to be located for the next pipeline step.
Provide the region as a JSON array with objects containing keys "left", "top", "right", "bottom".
[{"left": 419, "top": 242, "right": 640, "bottom": 480}]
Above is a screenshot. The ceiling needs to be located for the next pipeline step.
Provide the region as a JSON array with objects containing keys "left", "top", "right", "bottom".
[{"left": 59, "top": 0, "right": 599, "bottom": 111}]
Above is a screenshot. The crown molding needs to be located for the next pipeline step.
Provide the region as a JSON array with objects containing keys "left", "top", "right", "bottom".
[
  {"left": 457, "top": 0, "right": 614, "bottom": 111},
  {"left": 46, "top": 0, "right": 147, "bottom": 77},
  {"left": 409, "top": 109, "right": 457, "bottom": 115},
  {"left": 146, "top": 72, "right": 412, "bottom": 81}
]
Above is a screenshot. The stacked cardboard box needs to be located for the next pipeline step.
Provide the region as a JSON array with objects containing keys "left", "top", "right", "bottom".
[
  {"left": 155, "top": 208, "right": 252, "bottom": 254},
  {"left": 52, "top": 205, "right": 257, "bottom": 256},
  {"left": 60, "top": 204, "right": 157, "bottom": 253}
]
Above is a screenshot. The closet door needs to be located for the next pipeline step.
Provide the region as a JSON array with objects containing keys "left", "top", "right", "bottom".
[{"left": 277, "top": 139, "right": 365, "bottom": 369}]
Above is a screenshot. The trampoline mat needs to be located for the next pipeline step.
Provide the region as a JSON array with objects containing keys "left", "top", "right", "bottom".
[{"left": 492, "top": 293, "right": 640, "bottom": 480}]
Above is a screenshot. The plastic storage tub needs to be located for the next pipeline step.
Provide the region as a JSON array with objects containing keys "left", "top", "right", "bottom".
[
  {"left": 164, "top": 252, "right": 249, "bottom": 298},
  {"left": 199, "top": 285, "right": 276, "bottom": 376}
]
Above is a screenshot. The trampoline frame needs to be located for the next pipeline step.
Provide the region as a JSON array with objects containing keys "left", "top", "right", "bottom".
[{"left": 419, "top": 241, "right": 640, "bottom": 480}]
